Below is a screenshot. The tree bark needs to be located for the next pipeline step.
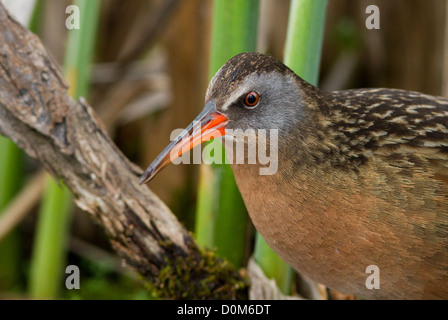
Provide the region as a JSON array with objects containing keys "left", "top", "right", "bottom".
[{"left": 0, "top": 3, "right": 246, "bottom": 299}]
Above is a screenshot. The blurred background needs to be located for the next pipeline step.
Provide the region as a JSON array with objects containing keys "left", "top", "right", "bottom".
[{"left": 0, "top": 0, "right": 446, "bottom": 299}]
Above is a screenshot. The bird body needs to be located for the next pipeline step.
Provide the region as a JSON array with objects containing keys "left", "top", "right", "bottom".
[
  {"left": 141, "top": 52, "right": 448, "bottom": 299},
  {"left": 231, "top": 86, "right": 448, "bottom": 299}
]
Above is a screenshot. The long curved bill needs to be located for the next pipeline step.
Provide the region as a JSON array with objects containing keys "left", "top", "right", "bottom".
[{"left": 139, "top": 100, "right": 228, "bottom": 184}]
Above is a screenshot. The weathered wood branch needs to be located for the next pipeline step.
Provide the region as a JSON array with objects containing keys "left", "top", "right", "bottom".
[{"left": 0, "top": 4, "right": 246, "bottom": 299}]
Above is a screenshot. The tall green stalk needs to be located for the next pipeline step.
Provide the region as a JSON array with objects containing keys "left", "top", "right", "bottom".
[
  {"left": 29, "top": 0, "right": 102, "bottom": 299},
  {"left": 195, "top": 0, "right": 260, "bottom": 268},
  {"left": 284, "top": 0, "right": 327, "bottom": 85},
  {"left": 0, "top": 138, "right": 24, "bottom": 290},
  {"left": 0, "top": 0, "right": 41, "bottom": 291},
  {"left": 254, "top": 0, "right": 328, "bottom": 295}
]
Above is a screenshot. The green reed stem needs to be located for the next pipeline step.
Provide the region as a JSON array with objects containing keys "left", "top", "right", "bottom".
[
  {"left": 29, "top": 0, "right": 102, "bottom": 299},
  {"left": 195, "top": 0, "right": 260, "bottom": 268}
]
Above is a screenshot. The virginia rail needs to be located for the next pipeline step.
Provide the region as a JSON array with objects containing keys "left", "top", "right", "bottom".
[{"left": 140, "top": 52, "right": 448, "bottom": 299}]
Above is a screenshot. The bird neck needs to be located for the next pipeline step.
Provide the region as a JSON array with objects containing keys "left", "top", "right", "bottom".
[{"left": 279, "top": 82, "right": 341, "bottom": 169}]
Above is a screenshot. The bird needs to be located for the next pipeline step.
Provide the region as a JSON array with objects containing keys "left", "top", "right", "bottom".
[{"left": 140, "top": 52, "right": 448, "bottom": 299}]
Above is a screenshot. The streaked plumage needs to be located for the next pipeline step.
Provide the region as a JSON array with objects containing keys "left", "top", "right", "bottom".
[{"left": 209, "top": 53, "right": 448, "bottom": 299}]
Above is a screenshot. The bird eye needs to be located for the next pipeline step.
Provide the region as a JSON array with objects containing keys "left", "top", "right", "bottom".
[{"left": 244, "top": 91, "right": 260, "bottom": 108}]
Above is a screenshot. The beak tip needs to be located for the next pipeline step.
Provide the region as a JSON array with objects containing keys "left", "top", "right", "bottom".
[{"left": 139, "top": 170, "right": 153, "bottom": 185}]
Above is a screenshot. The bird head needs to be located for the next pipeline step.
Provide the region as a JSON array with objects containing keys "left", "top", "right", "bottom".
[{"left": 139, "top": 52, "right": 314, "bottom": 184}]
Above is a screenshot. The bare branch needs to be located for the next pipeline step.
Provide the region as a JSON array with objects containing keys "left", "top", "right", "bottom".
[{"left": 0, "top": 4, "right": 246, "bottom": 299}]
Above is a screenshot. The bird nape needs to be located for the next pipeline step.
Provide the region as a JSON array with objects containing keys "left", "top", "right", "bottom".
[{"left": 140, "top": 52, "right": 448, "bottom": 300}]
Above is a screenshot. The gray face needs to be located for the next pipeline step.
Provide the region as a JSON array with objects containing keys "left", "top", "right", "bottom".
[{"left": 206, "top": 70, "right": 305, "bottom": 135}]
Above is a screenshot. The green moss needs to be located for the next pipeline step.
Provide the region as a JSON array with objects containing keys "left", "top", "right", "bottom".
[{"left": 150, "top": 240, "right": 248, "bottom": 299}]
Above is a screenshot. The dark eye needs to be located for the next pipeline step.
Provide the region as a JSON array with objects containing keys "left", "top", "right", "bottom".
[{"left": 244, "top": 91, "right": 260, "bottom": 108}]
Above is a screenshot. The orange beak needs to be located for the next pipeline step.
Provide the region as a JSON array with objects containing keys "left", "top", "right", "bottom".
[{"left": 139, "top": 100, "right": 228, "bottom": 184}]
